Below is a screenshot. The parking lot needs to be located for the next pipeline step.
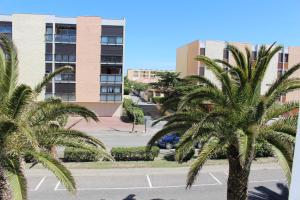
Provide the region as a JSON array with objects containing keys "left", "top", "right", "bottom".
[{"left": 27, "top": 167, "right": 288, "bottom": 200}]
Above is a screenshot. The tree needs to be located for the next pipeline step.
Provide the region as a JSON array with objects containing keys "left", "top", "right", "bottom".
[
  {"left": 0, "top": 35, "right": 111, "bottom": 200},
  {"left": 124, "top": 76, "right": 148, "bottom": 94},
  {"left": 148, "top": 43, "right": 300, "bottom": 200},
  {"left": 151, "top": 71, "right": 181, "bottom": 97}
]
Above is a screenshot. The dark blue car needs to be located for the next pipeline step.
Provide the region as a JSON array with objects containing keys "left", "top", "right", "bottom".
[
  {"left": 157, "top": 133, "right": 180, "bottom": 149},
  {"left": 157, "top": 133, "right": 202, "bottom": 149}
]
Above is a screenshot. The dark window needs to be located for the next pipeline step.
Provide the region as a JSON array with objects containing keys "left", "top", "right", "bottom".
[
  {"left": 223, "top": 49, "right": 229, "bottom": 60},
  {"left": 0, "top": 22, "right": 12, "bottom": 33},
  {"left": 200, "top": 48, "right": 205, "bottom": 56},
  {"left": 252, "top": 51, "right": 257, "bottom": 60},
  {"left": 199, "top": 66, "right": 205, "bottom": 76},
  {"left": 284, "top": 53, "right": 289, "bottom": 63}
]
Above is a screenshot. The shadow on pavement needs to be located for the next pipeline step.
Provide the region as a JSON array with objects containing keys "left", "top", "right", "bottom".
[
  {"left": 121, "top": 194, "right": 172, "bottom": 200},
  {"left": 248, "top": 183, "right": 289, "bottom": 200}
]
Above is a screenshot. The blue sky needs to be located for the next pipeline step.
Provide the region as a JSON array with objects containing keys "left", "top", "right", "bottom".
[{"left": 1, "top": 0, "right": 300, "bottom": 72}]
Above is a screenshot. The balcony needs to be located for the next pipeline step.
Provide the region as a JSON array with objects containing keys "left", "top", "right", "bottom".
[
  {"left": 101, "top": 36, "right": 123, "bottom": 45},
  {"left": 45, "top": 92, "right": 75, "bottom": 102},
  {"left": 100, "top": 74, "right": 122, "bottom": 83},
  {"left": 55, "top": 73, "right": 75, "bottom": 82},
  {"left": 100, "top": 94, "right": 122, "bottom": 102},
  {"left": 45, "top": 34, "right": 76, "bottom": 43},
  {"left": 101, "top": 56, "right": 122, "bottom": 64},
  {"left": 45, "top": 54, "right": 76, "bottom": 63}
]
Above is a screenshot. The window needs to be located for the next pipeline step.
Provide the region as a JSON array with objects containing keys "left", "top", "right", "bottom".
[
  {"left": 200, "top": 48, "right": 205, "bottom": 56},
  {"left": 46, "top": 27, "right": 53, "bottom": 34},
  {"left": 116, "top": 37, "right": 123, "bottom": 44},
  {"left": 284, "top": 54, "right": 289, "bottom": 63},
  {"left": 199, "top": 66, "right": 205, "bottom": 76},
  {"left": 278, "top": 53, "right": 283, "bottom": 63},
  {"left": 101, "top": 36, "right": 108, "bottom": 44},
  {"left": 0, "top": 25, "right": 12, "bottom": 33},
  {"left": 223, "top": 49, "right": 229, "bottom": 60},
  {"left": 133, "top": 71, "right": 139, "bottom": 77},
  {"left": 252, "top": 51, "right": 257, "bottom": 60}
]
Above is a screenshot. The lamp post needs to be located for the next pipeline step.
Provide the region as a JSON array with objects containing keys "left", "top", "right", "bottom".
[{"left": 289, "top": 108, "right": 300, "bottom": 200}]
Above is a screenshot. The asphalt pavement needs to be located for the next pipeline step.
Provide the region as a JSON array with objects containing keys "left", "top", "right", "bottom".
[{"left": 27, "top": 166, "right": 288, "bottom": 200}]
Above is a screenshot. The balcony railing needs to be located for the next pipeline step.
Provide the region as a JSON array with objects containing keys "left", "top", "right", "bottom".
[
  {"left": 45, "top": 93, "right": 75, "bottom": 102},
  {"left": 45, "top": 54, "right": 76, "bottom": 63},
  {"left": 101, "top": 56, "right": 122, "bottom": 64},
  {"left": 100, "top": 94, "right": 122, "bottom": 102},
  {"left": 55, "top": 73, "right": 75, "bottom": 82},
  {"left": 45, "top": 34, "right": 76, "bottom": 43},
  {"left": 100, "top": 74, "right": 122, "bottom": 83},
  {"left": 101, "top": 36, "right": 123, "bottom": 45}
]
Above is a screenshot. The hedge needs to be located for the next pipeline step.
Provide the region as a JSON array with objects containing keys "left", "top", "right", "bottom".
[
  {"left": 111, "top": 146, "right": 160, "bottom": 161},
  {"left": 210, "top": 142, "right": 273, "bottom": 159},
  {"left": 164, "top": 148, "right": 195, "bottom": 162},
  {"left": 152, "top": 96, "right": 165, "bottom": 104},
  {"left": 123, "top": 99, "right": 144, "bottom": 124},
  {"left": 64, "top": 147, "right": 99, "bottom": 162}
]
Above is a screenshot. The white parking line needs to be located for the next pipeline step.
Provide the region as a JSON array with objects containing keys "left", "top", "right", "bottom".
[
  {"left": 146, "top": 174, "right": 152, "bottom": 188},
  {"left": 209, "top": 172, "right": 222, "bottom": 185},
  {"left": 54, "top": 181, "right": 61, "bottom": 191},
  {"left": 34, "top": 176, "right": 46, "bottom": 191},
  {"left": 249, "top": 179, "right": 281, "bottom": 183},
  {"left": 55, "top": 183, "right": 219, "bottom": 191}
]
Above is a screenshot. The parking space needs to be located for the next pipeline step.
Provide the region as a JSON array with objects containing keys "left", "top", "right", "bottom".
[{"left": 27, "top": 168, "right": 288, "bottom": 200}]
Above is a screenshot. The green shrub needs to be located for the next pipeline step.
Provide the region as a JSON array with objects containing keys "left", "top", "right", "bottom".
[
  {"left": 164, "top": 148, "right": 195, "bottom": 162},
  {"left": 64, "top": 147, "right": 99, "bottom": 162},
  {"left": 124, "top": 87, "right": 131, "bottom": 95},
  {"left": 111, "top": 146, "right": 160, "bottom": 161},
  {"left": 209, "top": 142, "right": 273, "bottom": 159},
  {"left": 123, "top": 99, "right": 144, "bottom": 124},
  {"left": 152, "top": 96, "right": 165, "bottom": 104}
]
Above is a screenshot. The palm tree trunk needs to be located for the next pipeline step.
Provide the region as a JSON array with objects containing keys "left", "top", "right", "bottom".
[
  {"left": 0, "top": 164, "right": 12, "bottom": 200},
  {"left": 227, "top": 145, "right": 250, "bottom": 200}
]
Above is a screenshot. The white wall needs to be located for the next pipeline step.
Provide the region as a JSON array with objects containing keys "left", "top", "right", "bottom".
[{"left": 12, "top": 14, "right": 46, "bottom": 100}]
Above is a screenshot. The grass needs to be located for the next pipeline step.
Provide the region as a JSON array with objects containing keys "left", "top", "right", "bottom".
[{"left": 26, "top": 157, "right": 277, "bottom": 169}]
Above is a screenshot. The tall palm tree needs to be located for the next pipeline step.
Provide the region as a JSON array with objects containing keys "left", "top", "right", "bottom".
[
  {"left": 0, "top": 35, "right": 111, "bottom": 200},
  {"left": 148, "top": 43, "right": 300, "bottom": 200}
]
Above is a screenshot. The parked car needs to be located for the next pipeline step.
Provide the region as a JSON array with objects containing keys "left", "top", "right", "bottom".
[
  {"left": 157, "top": 133, "right": 202, "bottom": 149},
  {"left": 157, "top": 133, "right": 180, "bottom": 149}
]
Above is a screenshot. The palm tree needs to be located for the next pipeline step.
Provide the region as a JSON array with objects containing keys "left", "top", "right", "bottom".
[
  {"left": 148, "top": 43, "right": 300, "bottom": 200},
  {"left": 0, "top": 35, "right": 111, "bottom": 200}
]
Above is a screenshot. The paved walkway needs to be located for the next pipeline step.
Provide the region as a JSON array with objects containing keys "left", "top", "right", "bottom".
[{"left": 66, "top": 117, "right": 145, "bottom": 132}]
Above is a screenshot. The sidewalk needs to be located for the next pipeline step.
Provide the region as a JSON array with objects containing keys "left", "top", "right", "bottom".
[{"left": 66, "top": 116, "right": 145, "bottom": 132}]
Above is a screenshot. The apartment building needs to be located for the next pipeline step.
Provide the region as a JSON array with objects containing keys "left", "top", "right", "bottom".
[
  {"left": 176, "top": 40, "right": 300, "bottom": 103},
  {"left": 0, "top": 14, "right": 125, "bottom": 116},
  {"left": 127, "top": 69, "right": 159, "bottom": 84}
]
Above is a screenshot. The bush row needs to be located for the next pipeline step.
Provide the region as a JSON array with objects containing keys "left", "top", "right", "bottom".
[
  {"left": 123, "top": 99, "right": 144, "bottom": 124},
  {"left": 210, "top": 142, "right": 273, "bottom": 159},
  {"left": 64, "top": 147, "right": 99, "bottom": 162},
  {"left": 111, "top": 146, "right": 160, "bottom": 161}
]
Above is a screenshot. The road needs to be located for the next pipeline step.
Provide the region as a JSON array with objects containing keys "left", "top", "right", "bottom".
[{"left": 27, "top": 167, "right": 288, "bottom": 200}]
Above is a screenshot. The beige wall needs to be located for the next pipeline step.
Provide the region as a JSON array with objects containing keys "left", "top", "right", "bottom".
[
  {"left": 176, "top": 45, "right": 188, "bottom": 78},
  {"left": 127, "top": 69, "right": 160, "bottom": 83},
  {"left": 76, "top": 17, "right": 101, "bottom": 102},
  {"left": 187, "top": 40, "right": 200, "bottom": 76},
  {"left": 75, "top": 102, "right": 122, "bottom": 117},
  {"left": 12, "top": 14, "right": 46, "bottom": 100},
  {"left": 286, "top": 46, "right": 300, "bottom": 102}
]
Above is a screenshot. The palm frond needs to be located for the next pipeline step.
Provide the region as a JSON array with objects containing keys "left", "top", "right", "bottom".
[
  {"left": 30, "top": 151, "right": 76, "bottom": 193},
  {"left": 5, "top": 158, "right": 27, "bottom": 200},
  {"left": 34, "top": 66, "right": 73, "bottom": 94},
  {"left": 186, "top": 136, "right": 220, "bottom": 188}
]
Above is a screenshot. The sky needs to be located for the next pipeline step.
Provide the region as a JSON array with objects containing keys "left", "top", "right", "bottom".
[{"left": 1, "top": 0, "right": 300, "bottom": 73}]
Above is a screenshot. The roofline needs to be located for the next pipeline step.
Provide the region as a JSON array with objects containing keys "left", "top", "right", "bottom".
[{"left": 0, "top": 14, "right": 125, "bottom": 26}]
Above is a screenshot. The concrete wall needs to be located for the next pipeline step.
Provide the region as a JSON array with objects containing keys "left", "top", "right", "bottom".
[
  {"left": 205, "top": 40, "right": 226, "bottom": 87},
  {"left": 76, "top": 17, "right": 101, "bottom": 102},
  {"left": 12, "top": 14, "right": 46, "bottom": 100},
  {"left": 75, "top": 102, "right": 122, "bottom": 117},
  {"left": 286, "top": 46, "right": 300, "bottom": 102},
  {"left": 187, "top": 40, "right": 200, "bottom": 76}
]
